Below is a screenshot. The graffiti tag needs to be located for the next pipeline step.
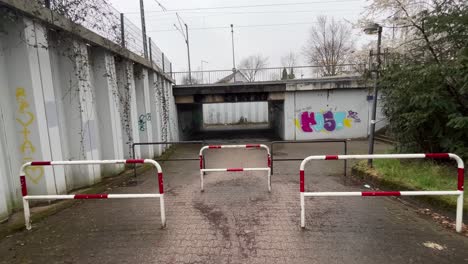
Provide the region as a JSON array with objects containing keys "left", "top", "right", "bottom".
[
  {"left": 296, "top": 110, "right": 360, "bottom": 133},
  {"left": 138, "top": 113, "right": 151, "bottom": 131},
  {"left": 16, "top": 87, "right": 44, "bottom": 184}
]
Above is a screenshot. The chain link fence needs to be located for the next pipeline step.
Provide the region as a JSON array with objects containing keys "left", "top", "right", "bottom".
[{"left": 39, "top": 0, "right": 171, "bottom": 72}]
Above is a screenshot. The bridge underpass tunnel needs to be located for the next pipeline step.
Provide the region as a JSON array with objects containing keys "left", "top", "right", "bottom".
[{"left": 176, "top": 100, "right": 285, "bottom": 141}]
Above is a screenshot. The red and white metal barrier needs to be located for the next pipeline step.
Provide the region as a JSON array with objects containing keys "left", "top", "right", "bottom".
[
  {"left": 299, "top": 153, "right": 465, "bottom": 232},
  {"left": 199, "top": 144, "right": 271, "bottom": 192},
  {"left": 200, "top": 167, "right": 271, "bottom": 192},
  {"left": 20, "top": 159, "right": 166, "bottom": 230}
]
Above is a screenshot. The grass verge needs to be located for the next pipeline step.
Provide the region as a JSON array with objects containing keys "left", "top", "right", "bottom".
[{"left": 352, "top": 159, "right": 467, "bottom": 212}]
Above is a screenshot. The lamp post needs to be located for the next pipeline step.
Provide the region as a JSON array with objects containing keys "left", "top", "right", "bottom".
[{"left": 364, "top": 23, "right": 382, "bottom": 167}]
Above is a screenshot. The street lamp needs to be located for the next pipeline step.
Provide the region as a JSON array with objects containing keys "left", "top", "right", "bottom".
[{"left": 364, "top": 23, "right": 382, "bottom": 167}]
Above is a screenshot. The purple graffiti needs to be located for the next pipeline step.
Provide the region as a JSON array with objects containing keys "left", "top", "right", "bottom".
[
  {"left": 323, "top": 111, "right": 336, "bottom": 131},
  {"left": 348, "top": 111, "right": 361, "bottom": 123},
  {"left": 300, "top": 112, "right": 316, "bottom": 132}
]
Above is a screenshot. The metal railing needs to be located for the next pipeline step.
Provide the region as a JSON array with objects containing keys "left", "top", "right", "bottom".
[
  {"left": 270, "top": 140, "right": 349, "bottom": 176},
  {"left": 38, "top": 0, "right": 171, "bottom": 73},
  {"left": 172, "top": 64, "right": 366, "bottom": 85}
]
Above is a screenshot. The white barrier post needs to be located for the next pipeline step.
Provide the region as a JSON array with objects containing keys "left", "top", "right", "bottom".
[
  {"left": 299, "top": 153, "right": 464, "bottom": 232},
  {"left": 20, "top": 159, "right": 166, "bottom": 230},
  {"left": 199, "top": 144, "right": 271, "bottom": 192}
]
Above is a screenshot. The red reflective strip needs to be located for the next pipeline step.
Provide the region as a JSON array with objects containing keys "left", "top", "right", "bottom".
[
  {"left": 300, "top": 170, "right": 304, "bottom": 192},
  {"left": 30, "top": 161, "right": 51, "bottom": 166},
  {"left": 158, "top": 172, "right": 164, "bottom": 194},
  {"left": 325, "top": 155, "right": 339, "bottom": 160},
  {"left": 20, "top": 176, "right": 27, "bottom": 196},
  {"left": 362, "top": 191, "right": 401, "bottom": 196},
  {"left": 126, "top": 159, "right": 145, "bottom": 164},
  {"left": 199, "top": 155, "right": 203, "bottom": 169},
  {"left": 209, "top": 145, "right": 221, "bottom": 149},
  {"left": 246, "top": 144, "right": 260, "bottom": 148},
  {"left": 74, "top": 194, "right": 108, "bottom": 199},
  {"left": 268, "top": 155, "right": 271, "bottom": 168},
  {"left": 227, "top": 168, "right": 243, "bottom": 172},
  {"left": 458, "top": 168, "right": 464, "bottom": 191},
  {"left": 425, "top": 153, "right": 449, "bottom": 159}
]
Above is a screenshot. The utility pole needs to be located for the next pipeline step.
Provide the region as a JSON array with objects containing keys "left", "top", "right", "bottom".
[
  {"left": 140, "top": 0, "right": 148, "bottom": 59},
  {"left": 185, "top": 24, "right": 192, "bottom": 84},
  {"left": 174, "top": 14, "right": 192, "bottom": 84},
  {"left": 231, "top": 24, "right": 236, "bottom": 71}
]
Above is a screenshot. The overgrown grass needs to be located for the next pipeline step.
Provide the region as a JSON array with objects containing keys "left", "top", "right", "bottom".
[{"left": 354, "top": 159, "right": 467, "bottom": 211}]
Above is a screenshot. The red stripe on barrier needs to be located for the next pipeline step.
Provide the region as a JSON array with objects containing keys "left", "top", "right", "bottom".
[
  {"left": 199, "top": 155, "right": 203, "bottom": 169},
  {"left": 30, "top": 161, "right": 51, "bottom": 166},
  {"left": 458, "top": 168, "right": 464, "bottom": 191},
  {"left": 362, "top": 191, "right": 401, "bottom": 196},
  {"left": 126, "top": 159, "right": 145, "bottom": 164},
  {"left": 425, "top": 153, "right": 449, "bottom": 159},
  {"left": 209, "top": 145, "right": 221, "bottom": 149},
  {"left": 74, "top": 194, "right": 108, "bottom": 199},
  {"left": 300, "top": 170, "right": 304, "bottom": 192},
  {"left": 227, "top": 168, "right": 244, "bottom": 172},
  {"left": 325, "top": 155, "right": 339, "bottom": 160},
  {"left": 158, "top": 172, "right": 164, "bottom": 194},
  {"left": 20, "top": 176, "right": 27, "bottom": 196},
  {"left": 246, "top": 144, "right": 261, "bottom": 148},
  {"left": 268, "top": 155, "right": 271, "bottom": 168}
]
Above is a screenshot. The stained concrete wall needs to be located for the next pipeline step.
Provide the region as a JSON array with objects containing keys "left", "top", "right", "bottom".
[
  {"left": 0, "top": 15, "right": 178, "bottom": 220},
  {"left": 283, "top": 88, "right": 384, "bottom": 140},
  {"left": 203, "top": 102, "right": 269, "bottom": 125}
]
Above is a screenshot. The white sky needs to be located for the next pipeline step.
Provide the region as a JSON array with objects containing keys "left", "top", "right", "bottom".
[{"left": 109, "top": 0, "right": 373, "bottom": 72}]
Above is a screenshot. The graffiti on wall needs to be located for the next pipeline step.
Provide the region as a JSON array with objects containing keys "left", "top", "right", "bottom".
[
  {"left": 138, "top": 113, "right": 151, "bottom": 131},
  {"left": 16, "top": 87, "right": 44, "bottom": 184},
  {"left": 295, "top": 110, "right": 361, "bottom": 133}
]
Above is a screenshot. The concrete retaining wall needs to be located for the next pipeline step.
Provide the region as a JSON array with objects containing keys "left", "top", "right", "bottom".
[{"left": 0, "top": 15, "right": 178, "bottom": 221}]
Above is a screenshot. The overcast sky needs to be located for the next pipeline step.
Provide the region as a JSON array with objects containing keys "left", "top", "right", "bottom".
[{"left": 109, "top": 0, "right": 372, "bottom": 72}]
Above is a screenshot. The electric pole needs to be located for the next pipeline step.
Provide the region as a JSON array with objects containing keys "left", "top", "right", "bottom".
[
  {"left": 231, "top": 24, "right": 236, "bottom": 71},
  {"left": 185, "top": 24, "right": 192, "bottom": 84},
  {"left": 139, "top": 0, "right": 148, "bottom": 59}
]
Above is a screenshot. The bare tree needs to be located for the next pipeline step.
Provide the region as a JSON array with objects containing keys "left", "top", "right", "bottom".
[
  {"left": 281, "top": 51, "right": 298, "bottom": 68},
  {"left": 303, "top": 16, "right": 354, "bottom": 76},
  {"left": 238, "top": 54, "right": 269, "bottom": 81}
]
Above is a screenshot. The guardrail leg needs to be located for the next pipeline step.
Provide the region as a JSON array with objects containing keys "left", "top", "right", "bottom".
[
  {"left": 268, "top": 169, "right": 271, "bottom": 192},
  {"left": 300, "top": 193, "right": 305, "bottom": 228},
  {"left": 23, "top": 198, "right": 31, "bottom": 230},
  {"left": 200, "top": 170, "right": 204, "bottom": 192},
  {"left": 456, "top": 192, "right": 463, "bottom": 233},
  {"left": 160, "top": 194, "right": 166, "bottom": 228}
]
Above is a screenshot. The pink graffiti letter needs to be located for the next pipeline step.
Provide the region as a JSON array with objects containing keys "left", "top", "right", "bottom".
[{"left": 301, "top": 112, "right": 316, "bottom": 132}]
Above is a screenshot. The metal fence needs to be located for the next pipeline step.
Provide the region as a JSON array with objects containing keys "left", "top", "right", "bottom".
[
  {"left": 172, "top": 64, "right": 366, "bottom": 85},
  {"left": 38, "top": 0, "right": 171, "bottom": 72}
]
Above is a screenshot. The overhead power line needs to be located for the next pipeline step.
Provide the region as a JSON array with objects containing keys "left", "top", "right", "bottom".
[
  {"left": 141, "top": 8, "right": 364, "bottom": 20},
  {"left": 147, "top": 22, "right": 320, "bottom": 32},
  {"left": 125, "top": 0, "right": 362, "bottom": 14}
]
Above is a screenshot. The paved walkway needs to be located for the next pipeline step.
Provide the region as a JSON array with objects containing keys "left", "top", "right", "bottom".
[{"left": 0, "top": 140, "right": 467, "bottom": 263}]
